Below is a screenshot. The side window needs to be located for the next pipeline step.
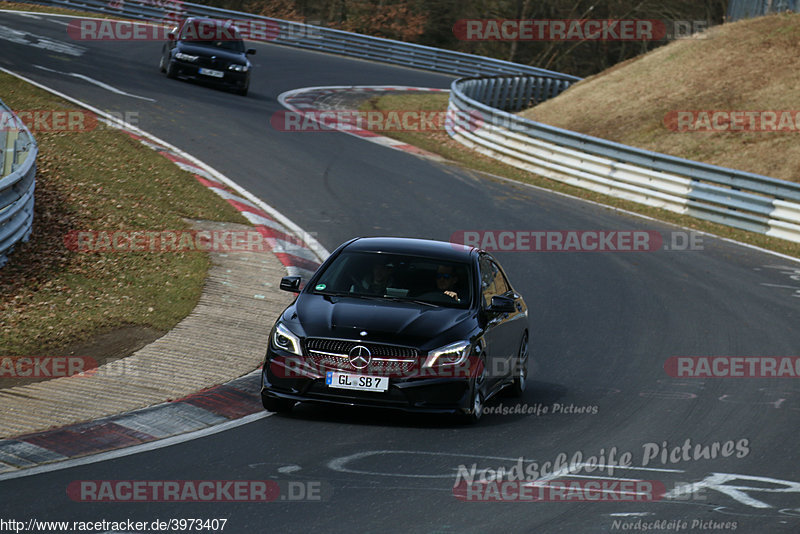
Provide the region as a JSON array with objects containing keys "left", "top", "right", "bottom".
[
  {"left": 494, "top": 260, "right": 511, "bottom": 294},
  {"left": 479, "top": 256, "right": 512, "bottom": 307},
  {"left": 479, "top": 256, "right": 499, "bottom": 307}
]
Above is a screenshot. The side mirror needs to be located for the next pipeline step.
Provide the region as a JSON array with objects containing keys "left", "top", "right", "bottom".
[
  {"left": 279, "top": 276, "right": 301, "bottom": 293},
  {"left": 488, "top": 295, "right": 515, "bottom": 313},
  {"left": 246, "top": 48, "right": 256, "bottom": 55}
]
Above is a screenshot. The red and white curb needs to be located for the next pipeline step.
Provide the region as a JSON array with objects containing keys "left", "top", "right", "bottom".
[
  {"left": 278, "top": 85, "right": 448, "bottom": 158},
  {"left": 0, "top": 372, "right": 265, "bottom": 479}
]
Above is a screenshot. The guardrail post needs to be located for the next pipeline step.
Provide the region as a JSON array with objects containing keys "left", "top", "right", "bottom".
[{"left": 0, "top": 128, "right": 5, "bottom": 171}]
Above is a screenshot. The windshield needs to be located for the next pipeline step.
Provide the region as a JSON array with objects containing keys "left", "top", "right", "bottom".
[{"left": 312, "top": 251, "right": 473, "bottom": 308}]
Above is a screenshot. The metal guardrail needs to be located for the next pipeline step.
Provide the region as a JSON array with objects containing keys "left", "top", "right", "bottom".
[
  {"left": 0, "top": 100, "right": 37, "bottom": 268},
  {"left": 728, "top": 0, "right": 800, "bottom": 21},
  {"left": 447, "top": 76, "right": 800, "bottom": 243},
  {"left": 20, "top": 0, "right": 800, "bottom": 243}
]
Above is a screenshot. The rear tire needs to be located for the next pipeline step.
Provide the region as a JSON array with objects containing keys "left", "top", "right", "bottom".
[{"left": 262, "top": 393, "right": 294, "bottom": 413}]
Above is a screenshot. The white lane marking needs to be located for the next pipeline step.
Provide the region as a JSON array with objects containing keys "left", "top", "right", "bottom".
[
  {"left": 278, "top": 465, "right": 302, "bottom": 474},
  {"left": 664, "top": 473, "right": 800, "bottom": 509},
  {"left": 760, "top": 283, "right": 800, "bottom": 290},
  {"left": 609, "top": 513, "right": 652, "bottom": 517},
  {"left": 33, "top": 64, "right": 156, "bottom": 102},
  {"left": 328, "top": 450, "right": 536, "bottom": 479},
  {"left": 14, "top": 13, "right": 42, "bottom": 20},
  {"left": 0, "top": 411, "right": 272, "bottom": 481},
  {"left": 0, "top": 23, "right": 85, "bottom": 56}
]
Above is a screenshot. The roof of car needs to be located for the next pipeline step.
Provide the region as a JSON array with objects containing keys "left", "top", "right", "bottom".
[{"left": 344, "top": 237, "right": 476, "bottom": 262}]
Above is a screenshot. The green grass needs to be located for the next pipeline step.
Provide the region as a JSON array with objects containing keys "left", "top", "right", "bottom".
[{"left": 0, "top": 73, "right": 248, "bottom": 354}]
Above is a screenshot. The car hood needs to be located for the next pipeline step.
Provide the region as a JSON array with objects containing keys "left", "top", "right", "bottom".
[
  {"left": 177, "top": 43, "right": 246, "bottom": 63},
  {"left": 290, "top": 294, "right": 474, "bottom": 349}
]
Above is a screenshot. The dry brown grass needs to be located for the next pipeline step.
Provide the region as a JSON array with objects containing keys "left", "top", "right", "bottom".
[{"left": 521, "top": 13, "right": 800, "bottom": 182}]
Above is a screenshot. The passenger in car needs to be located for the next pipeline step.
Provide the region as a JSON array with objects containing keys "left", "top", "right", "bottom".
[{"left": 351, "top": 258, "right": 395, "bottom": 295}]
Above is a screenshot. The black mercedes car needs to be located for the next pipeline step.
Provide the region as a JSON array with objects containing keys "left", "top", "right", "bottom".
[
  {"left": 261, "top": 237, "right": 529, "bottom": 423},
  {"left": 159, "top": 17, "right": 255, "bottom": 96}
]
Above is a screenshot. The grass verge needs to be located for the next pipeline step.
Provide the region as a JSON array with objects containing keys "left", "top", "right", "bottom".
[
  {"left": 521, "top": 13, "right": 800, "bottom": 184},
  {"left": 0, "top": 72, "right": 248, "bottom": 355},
  {"left": 360, "top": 93, "right": 800, "bottom": 259}
]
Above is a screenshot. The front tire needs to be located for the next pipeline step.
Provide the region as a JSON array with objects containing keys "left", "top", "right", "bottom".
[
  {"left": 506, "top": 333, "right": 529, "bottom": 397},
  {"left": 261, "top": 393, "right": 294, "bottom": 413},
  {"left": 235, "top": 80, "right": 249, "bottom": 96},
  {"left": 165, "top": 59, "right": 177, "bottom": 79},
  {"left": 460, "top": 357, "right": 486, "bottom": 424},
  {"left": 159, "top": 54, "right": 166, "bottom": 73}
]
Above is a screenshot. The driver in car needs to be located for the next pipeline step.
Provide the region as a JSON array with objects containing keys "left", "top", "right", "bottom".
[{"left": 435, "top": 264, "right": 459, "bottom": 301}]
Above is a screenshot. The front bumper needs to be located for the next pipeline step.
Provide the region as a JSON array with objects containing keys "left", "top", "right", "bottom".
[
  {"left": 171, "top": 60, "right": 249, "bottom": 88},
  {"left": 261, "top": 354, "right": 474, "bottom": 414}
]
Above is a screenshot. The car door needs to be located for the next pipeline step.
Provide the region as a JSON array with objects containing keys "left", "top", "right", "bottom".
[
  {"left": 481, "top": 254, "right": 527, "bottom": 386},
  {"left": 478, "top": 254, "right": 514, "bottom": 387}
]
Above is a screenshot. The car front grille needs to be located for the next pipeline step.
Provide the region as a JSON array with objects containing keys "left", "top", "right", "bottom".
[{"left": 304, "top": 338, "right": 419, "bottom": 376}]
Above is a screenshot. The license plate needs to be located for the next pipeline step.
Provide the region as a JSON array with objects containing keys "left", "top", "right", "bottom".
[
  {"left": 199, "top": 68, "right": 224, "bottom": 78},
  {"left": 326, "top": 372, "right": 388, "bottom": 392}
]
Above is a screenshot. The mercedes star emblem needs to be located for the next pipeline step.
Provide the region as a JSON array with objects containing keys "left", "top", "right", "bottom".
[{"left": 348, "top": 345, "right": 372, "bottom": 369}]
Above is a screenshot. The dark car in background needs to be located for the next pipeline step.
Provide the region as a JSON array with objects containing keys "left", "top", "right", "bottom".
[
  {"left": 159, "top": 17, "right": 255, "bottom": 96},
  {"left": 261, "top": 237, "right": 529, "bottom": 423}
]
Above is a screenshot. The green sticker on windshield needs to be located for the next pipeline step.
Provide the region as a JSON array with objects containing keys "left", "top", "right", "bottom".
[{"left": 315, "top": 284, "right": 326, "bottom": 291}]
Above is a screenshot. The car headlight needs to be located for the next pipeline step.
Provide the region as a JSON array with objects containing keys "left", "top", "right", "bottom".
[
  {"left": 423, "top": 340, "right": 471, "bottom": 367},
  {"left": 175, "top": 52, "right": 199, "bottom": 62},
  {"left": 272, "top": 322, "right": 302, "bottom": 356},
  {"left": 228, "top": 64, "right": 249, "bottom": 72}
]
